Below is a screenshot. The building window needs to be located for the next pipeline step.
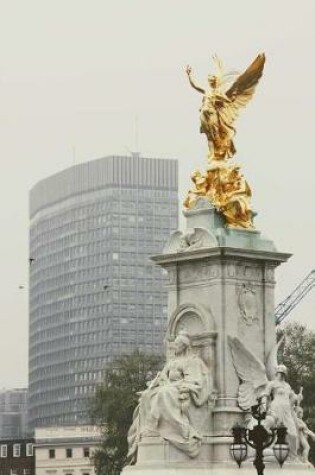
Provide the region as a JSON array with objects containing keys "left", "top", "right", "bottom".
[
  {"left": 66, "top": 448, "right": 72, "bottom": 458},
  {"left": 0, "top": 445, "right": 7, "bottom": 457},
  {"left": 83, "top": 447, "right": 90, "bottom": 458},
  {"left": 49, "top": 449, "right": 55, "bottom": 459},
  {"left": 11, "top": 470, "right": 18, "bottom": 475},
  {"left": 24, "top": 470, "right": 32, "bottom": 475},
  {"left": 26, "top": 444, "right": 33, "bottom": 457},
  {"left": 13, "top": 444, "right": 21, "bottom": 457}
]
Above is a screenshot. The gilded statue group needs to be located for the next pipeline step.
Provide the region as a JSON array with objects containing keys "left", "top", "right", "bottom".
[{"left": 184, "top": 54, "right": 266, "bottom": 229}]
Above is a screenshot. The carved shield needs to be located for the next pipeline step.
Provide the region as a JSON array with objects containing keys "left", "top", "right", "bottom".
[{"left": 238, "top": 284, "right": 258, "bottom": 325}]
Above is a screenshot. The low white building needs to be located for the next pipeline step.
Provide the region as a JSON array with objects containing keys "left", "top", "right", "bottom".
[{"left": 35, "top": 426, "right": 101, "bottom": 475}]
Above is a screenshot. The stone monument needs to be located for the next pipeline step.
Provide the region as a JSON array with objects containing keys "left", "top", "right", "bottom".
[{"left": 122, "top": 54, "right": 314, "bottom": 473}]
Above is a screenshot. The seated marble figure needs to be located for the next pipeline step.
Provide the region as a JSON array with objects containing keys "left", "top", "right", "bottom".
[{"left": 127, "top": 332, "right": 212, "bottom": 463}]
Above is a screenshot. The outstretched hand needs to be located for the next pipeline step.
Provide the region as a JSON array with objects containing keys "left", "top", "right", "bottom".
[
  {"left": 186, "top": 65, "right": 192, "bottom": 76},
  {"left": 297, "top": 386, "right": 304, "bottom": 404}
]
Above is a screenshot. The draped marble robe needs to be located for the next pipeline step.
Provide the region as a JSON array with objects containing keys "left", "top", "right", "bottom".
[{"left": 127, "top": 350, "right": 211, "bottom": 463}]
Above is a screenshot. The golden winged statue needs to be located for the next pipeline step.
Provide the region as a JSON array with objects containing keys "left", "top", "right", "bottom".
[
  {"left": 184, "top": 54, "right": 266, "bottom": 229},
  {"left": 186, "top": 54, "right": 265, "bottom": 161}
]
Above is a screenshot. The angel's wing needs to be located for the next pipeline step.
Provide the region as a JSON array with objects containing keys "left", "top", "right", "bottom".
[
  {"left": 221, "top": 54, "right": 266, "bottom": 125},
  {"left": 265, "top": 336, "right": 285, "bottom": 381},
  {"left": 163, "top": 230, "right": 184, "bottom": 253},
  {"left": 228, "top": 336, "right": 268, "bottom": 411}
]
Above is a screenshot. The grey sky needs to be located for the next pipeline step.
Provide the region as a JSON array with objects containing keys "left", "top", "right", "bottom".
[{"left": 0, "top": 0, "right": 314, "bottom": 387}]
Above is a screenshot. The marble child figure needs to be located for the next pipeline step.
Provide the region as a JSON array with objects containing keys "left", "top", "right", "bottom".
[{"left": 294, "top": 406, "right": 315, "bottom": 463}]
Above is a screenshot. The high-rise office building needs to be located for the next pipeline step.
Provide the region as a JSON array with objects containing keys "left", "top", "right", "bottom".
[
  {"left": 29, "top": 154, "right": 178, "bottom": 428},
  {"left": 0, "top": 389, "right": 28, "bottom": 439}
]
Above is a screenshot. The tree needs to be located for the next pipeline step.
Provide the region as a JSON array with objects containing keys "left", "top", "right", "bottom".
[
  {"left": 90, "top": 350, "right": 163, "bottom": 475},
  {"left": 278, "top": 322, "right": 315, "bottom": 464}
]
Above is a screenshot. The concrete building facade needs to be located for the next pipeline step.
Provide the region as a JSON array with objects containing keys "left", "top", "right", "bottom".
[
  {"left": 29, "top": 155, "right": 178, "bottom": 428},
  {"left": 0, "top": 389, "right": 28, "bottom": 440}
]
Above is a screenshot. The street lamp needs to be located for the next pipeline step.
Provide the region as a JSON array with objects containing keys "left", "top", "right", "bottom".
[
  {"left": 230, "top": 398, "right": 289, "bottom": 475},
  {"left": 230, "top": 424, "right": 247, "bottom": 467},
  {"left": 273, "top": 424, "right": 290, "bottom": 468}
]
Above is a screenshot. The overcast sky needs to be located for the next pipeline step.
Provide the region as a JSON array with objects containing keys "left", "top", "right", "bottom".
[{"left": 0, "top": 0, "right": 314, "bottom": 388}]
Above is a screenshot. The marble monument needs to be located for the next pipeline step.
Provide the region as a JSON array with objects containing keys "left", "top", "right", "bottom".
[{"left": 122, "top": 54, "right": 314, "bottom": 474}]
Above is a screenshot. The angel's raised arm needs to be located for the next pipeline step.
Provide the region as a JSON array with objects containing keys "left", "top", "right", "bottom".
[
  {"left": 290, "top": 386, "right": 303, "bottom": 406},
  {"left": 186, "top": 65, "right": 205, "bottom": 94},
  {"left": 306, "top": 427, "right": 315, "bottom": 441}
]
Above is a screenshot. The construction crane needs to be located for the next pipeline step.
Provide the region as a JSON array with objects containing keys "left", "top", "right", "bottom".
[{"left": 275, "top": 270, "right": 315, "bottom": 325}]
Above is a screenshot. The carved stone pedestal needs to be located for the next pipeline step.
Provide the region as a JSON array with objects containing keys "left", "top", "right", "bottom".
[
  {"left": 122, "top": 201, "right": 314, "bottom": 473},
  {"left": 122, "top": 439, "right": 313, "bottom": 474},
  {"left": 122, "top": 462, "right": 314, "bottom": 475},
  {"left": 123, "top": 464, "right": 314, "bottom": 474},
  {"left": 150, "top": 203, "right": 290, "bottom": 463}
]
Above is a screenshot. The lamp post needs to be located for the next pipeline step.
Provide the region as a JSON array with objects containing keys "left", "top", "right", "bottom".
[{"left": 230, "top": 398, "right": 289, "bottom": 474}]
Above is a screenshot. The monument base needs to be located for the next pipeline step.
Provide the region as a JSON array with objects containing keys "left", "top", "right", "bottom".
[
  {"left": 123, "top": 461, "right": 314, "bottom": 474},
  {"left": 122, "top": 437, "right": 314, "bottom": 474}
]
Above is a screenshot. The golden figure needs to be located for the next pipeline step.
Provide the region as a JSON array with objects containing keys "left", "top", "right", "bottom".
[
  {"left": 218, "top": 165, "right": 253, "bottom": 228},
  {"left": 184, "top": 54, "right": 266, "bottom": 229},
  {"left": 183, "top": 170, "right": 208, "bottom": 209},
  {"left": 186, "top": 54, "right": 265, "bottom": 161},
  {"left": 183, "top": 161, "right": 253, "bottom": 228}
]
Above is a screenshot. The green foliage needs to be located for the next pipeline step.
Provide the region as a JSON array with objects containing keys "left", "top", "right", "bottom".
[
  {"left": 278, "top": 322, "right": 315, "bottom": 464},
  {"left": 90, "top": 350, "right": 163, "bottom": 475}
]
